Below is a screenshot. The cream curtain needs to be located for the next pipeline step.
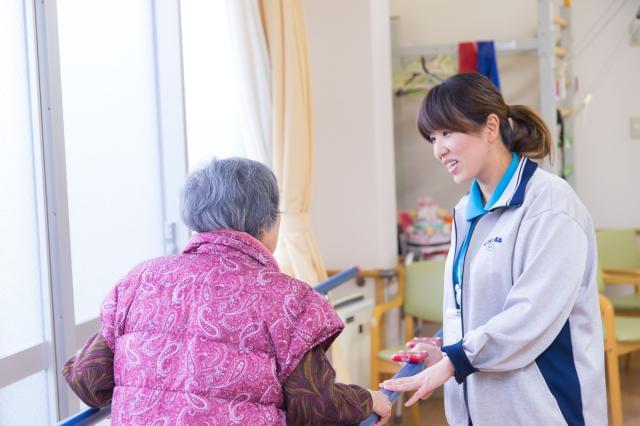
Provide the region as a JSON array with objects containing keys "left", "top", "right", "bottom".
[{"left": 258, "top": 0, "right": 327, "bottom": 285}]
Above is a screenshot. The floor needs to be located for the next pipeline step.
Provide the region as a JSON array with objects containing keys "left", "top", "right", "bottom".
[{"left": 398, "top": 354, "right": 640, "bottom": 425}]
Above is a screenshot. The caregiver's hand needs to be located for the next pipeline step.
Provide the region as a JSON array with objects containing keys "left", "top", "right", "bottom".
[{"left": 380, "top": 356, "right": 455, "bottom": 407}]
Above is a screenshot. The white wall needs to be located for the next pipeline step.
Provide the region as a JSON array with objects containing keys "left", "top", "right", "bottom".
[
  {"left": 572, "top": 0, "right": 640, "bottom": 228},
  {"left": 305, "top": 0, "right": 398, "bottom": 269}
]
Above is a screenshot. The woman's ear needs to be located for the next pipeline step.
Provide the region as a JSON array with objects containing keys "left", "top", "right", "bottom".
[{"left": 484, "top": 113, "right": 501, "bottom": 142}]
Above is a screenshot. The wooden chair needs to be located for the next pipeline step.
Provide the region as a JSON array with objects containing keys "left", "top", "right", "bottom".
[
  {"left": 599, "top": 293, "right": 640, "bottom": 426},
  {"left": 596, "top": 229, "right": 640, "bottom": 317},
  {"left": 370, "top": 260, "right": 444, "bottom": 425},
  {"left": 325, "top": 267, "right": 398, "bottom": 386}
]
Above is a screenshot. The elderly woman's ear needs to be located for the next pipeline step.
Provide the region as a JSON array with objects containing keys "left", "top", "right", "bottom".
[{"left": 259, "top": 215, "right": 281, "bottom": 253}]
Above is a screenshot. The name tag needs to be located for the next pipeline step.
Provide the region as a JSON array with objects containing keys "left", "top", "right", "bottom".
[{"left": 444, "top": 308, "right": 462, "bottom": 345}]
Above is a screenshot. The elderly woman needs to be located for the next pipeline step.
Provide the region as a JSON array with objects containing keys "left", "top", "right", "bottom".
[{"left": 63, "top": 157, "right": 390, "bottom": 425}]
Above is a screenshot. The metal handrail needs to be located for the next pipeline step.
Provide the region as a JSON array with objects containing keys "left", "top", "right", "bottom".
[
  {"left": 57, "top": 406, "right": 111, "bottom": 426},
  {"left": 360, "top": 329, "right": 443, "bottom": 426},
  {"left": 58, "top": 267, "right": 360, "bottom": 426}
]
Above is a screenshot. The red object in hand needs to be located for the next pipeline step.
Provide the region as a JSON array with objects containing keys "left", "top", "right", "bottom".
[
  {"left": 391, "top": 351, "right": 428, "bottom": 363},
  {"left": 407, "top": 336, "right": 443, "bottom": 349}
]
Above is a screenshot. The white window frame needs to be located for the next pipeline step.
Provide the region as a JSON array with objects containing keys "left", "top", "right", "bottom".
[{"left": 0, "top": 0, "right": 189, "bottom": 422}]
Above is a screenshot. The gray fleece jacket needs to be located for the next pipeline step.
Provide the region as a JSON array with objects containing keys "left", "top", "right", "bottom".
[{"left": 441, "top": 157, "right": 606, "bottom": 426}]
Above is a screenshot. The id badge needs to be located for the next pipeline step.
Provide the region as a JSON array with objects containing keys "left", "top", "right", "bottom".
[{"left": 444, "top": 308, "right": 462, "bottom": 346}]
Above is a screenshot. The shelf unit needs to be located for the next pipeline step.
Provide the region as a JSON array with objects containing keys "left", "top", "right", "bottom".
[{"left": 392, "top": 0, "right": 575, "bottom": 182}]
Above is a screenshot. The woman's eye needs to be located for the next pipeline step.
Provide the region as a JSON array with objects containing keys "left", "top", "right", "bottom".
[
  {"left": 427, "top": 136, "right": 435, "bottom": 144},
  {"left": 442, "top": 130, "right": 450, "bottom": 137}
]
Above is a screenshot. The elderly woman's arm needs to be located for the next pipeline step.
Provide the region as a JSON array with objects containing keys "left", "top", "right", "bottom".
[
  {"left": 284, "top": 345, "right": 373, "bottom": 425},
  {"left": 61, "top": 331, "right": 114, "bottom": 408}
]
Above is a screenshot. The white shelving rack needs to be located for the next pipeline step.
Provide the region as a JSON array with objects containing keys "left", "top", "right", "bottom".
[{"left": 392, "top": 0, "right": 574, "bottom": 181}]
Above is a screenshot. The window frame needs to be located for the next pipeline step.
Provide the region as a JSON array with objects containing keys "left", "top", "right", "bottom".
[{"left": 0, "top": 0, "right": 189, "bottom": 422}]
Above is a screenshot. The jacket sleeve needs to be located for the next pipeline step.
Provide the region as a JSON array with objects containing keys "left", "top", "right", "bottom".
[
  {"left": 442, "top": 211, "right": 589, "bottom": 382},
  {"left": 284, "top": 345, "right": 372, "bottom": 425},
  {"left": 61, "top": 331, "right": 115, "bottom": 408}
]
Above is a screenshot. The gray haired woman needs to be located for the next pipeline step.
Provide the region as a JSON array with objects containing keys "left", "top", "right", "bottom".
[{"left": 63, "top": 157, "right": 391, "bottom": 425}]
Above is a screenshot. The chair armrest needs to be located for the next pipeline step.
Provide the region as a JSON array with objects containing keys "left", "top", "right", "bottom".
[
  {"left": 602, "top": 268, "right": 640, "bottom": 277},
  {"left": 599, "top": 293, "right": 616, "bottom": 353},
  {"left": 602, "top": 268, "right": 640, "bottom": 292},
  {"left": 372, "top": 297, "right": 403, "bottom": 321},
  {"left": 370, "top": 296, "right": 403, "bottom": 372}
]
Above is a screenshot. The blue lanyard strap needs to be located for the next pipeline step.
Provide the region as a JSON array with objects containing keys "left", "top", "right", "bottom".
[{"left": 453, "top": 218, "right": 479, "bottom": 310}]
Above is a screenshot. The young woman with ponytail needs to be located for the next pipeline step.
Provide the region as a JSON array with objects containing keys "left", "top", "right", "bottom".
[{"left": 383, "top": 73, "right": 606, "bottom": 425}]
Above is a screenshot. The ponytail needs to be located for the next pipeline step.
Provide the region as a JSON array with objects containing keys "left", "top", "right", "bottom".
[
  {"left": 507, "top": 104, "right": 552, "bottom": 161},
  {"left": 418, "top": 74, "right": 553, "bottom": 161}
]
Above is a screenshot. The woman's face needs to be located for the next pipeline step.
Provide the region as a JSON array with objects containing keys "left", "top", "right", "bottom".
[{"left": 429, "top": 129, "right": 491, "bottom": 184}]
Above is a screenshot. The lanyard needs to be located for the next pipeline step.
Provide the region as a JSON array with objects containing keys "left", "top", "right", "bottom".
[{"left": 453, "top": 217, "right": 480, "bottom": 310}]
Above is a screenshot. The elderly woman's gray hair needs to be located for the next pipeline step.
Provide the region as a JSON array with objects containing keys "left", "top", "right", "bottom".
[{"left": 181, "top": 157, "right": 280, "bottom": 239}]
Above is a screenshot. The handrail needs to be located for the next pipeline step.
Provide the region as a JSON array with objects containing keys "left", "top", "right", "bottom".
[
  {"left": 314, "top": 266, "right": 359, "bottom": 294},
  {"left": 57, "top": 267, "right": 360, "bottom": 426},
  {"left": 360, "top": 329, "right": 443, "bottom": 426},
  {"left": 57, "top": 406, "right": 111, "bottom": 426},
  {"left": 360, "top": 361, "right": 426, "bottom": 426}
]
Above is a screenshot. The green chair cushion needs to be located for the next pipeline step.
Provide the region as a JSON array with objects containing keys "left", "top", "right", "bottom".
[
  {"left": 614, "top": 316, "right": 640, "bottom": 342},
  {"left": 378, "top": 345, "right": 405, "bottom": 361}
]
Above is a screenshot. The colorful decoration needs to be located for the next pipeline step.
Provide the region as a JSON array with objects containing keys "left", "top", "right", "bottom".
[{"left": 398, "top": 197, "right": 452, "bottom": 260}]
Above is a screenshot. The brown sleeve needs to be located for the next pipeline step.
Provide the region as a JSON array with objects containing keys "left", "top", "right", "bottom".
[
  {"left": 284, "top": 345, "right": 373, "bottom": 425},
  {"left": 61, "top": 331, "right": 114, "bottom": 408}
]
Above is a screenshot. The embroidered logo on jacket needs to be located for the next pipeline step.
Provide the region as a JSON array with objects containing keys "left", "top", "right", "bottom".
[{"left": 483, "top": 236, "right": 503, "bottom": 251}]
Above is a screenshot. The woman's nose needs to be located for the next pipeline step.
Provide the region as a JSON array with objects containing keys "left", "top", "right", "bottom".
[{"left": 433, "top": 139, "right": 447, "bottom": 160}]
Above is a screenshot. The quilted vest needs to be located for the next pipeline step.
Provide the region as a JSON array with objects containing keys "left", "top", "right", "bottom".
[{"left": 100, "top": 230, "right": 343, "bottom": 425}]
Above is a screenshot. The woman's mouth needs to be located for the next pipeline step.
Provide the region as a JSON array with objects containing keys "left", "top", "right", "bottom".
[{"left": 444, "top": 159, "right": 459, "bottom": 174}]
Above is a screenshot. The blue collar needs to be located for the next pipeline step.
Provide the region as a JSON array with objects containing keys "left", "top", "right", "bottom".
[{"left": 466, "top": 153, "right": 519, "bottom": 221}]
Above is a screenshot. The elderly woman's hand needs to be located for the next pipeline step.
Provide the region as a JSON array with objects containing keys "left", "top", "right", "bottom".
[
  {"left": 368, "top": 389, "right": 391, "bottom": 425},
  {"left": 381, "top": 356, "right": 455, "bottom": 407}
]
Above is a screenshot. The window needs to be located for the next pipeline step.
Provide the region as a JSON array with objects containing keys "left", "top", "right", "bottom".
[
  {"left": 0, "top": 0, "right": 55, "bottom": 420},
  {"left": 0, "top": 1, "right": 264, "bottom": 422},
  {"left": 0, "top": 372, "right": 50, "bottom": 425},
  {"left": 0, "top": 1, "right": 189, "bottom": 422},
  {"left": 181, "top": 0, "right": 244, "bottom": 171},
  {"left": 57, "top": 0, "right": 167, "bottom": 326}
]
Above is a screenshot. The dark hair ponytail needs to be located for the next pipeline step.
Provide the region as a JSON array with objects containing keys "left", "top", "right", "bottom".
[
  {"left": 507, "top": 104, "right": 552, "bottom": 160},
  {"left": 418, "top": 73, "right": 552, "bottom": 161}
]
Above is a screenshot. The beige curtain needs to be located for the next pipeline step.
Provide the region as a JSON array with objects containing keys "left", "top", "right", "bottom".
[
  {"left": 258, "top": 3, "right": 350, "bottom": 382},
  {"left": 259, "top": 0, "right": 327, "bottom": 285}
]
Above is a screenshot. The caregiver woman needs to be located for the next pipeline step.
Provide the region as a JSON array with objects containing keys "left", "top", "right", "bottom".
[{"left": 383, "top": 73, "right": 606, "bottom": 426}]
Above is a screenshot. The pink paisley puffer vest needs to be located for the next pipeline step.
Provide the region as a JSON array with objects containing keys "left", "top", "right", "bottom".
[{"left": 100, "top": 230, "right": 343, "bottom": 425}]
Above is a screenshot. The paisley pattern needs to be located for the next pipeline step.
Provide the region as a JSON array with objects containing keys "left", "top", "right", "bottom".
[
  {"left": 100, "top": 230, "right": 343, "bottom": 425},
  {"left": 63, "top": 334, "right": 373, "bottom": 423}
]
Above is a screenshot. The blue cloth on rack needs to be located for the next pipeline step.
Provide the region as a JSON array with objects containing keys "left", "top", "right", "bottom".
[{"left": 477, "top": 41, "right": 500, "bottom": 90}]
